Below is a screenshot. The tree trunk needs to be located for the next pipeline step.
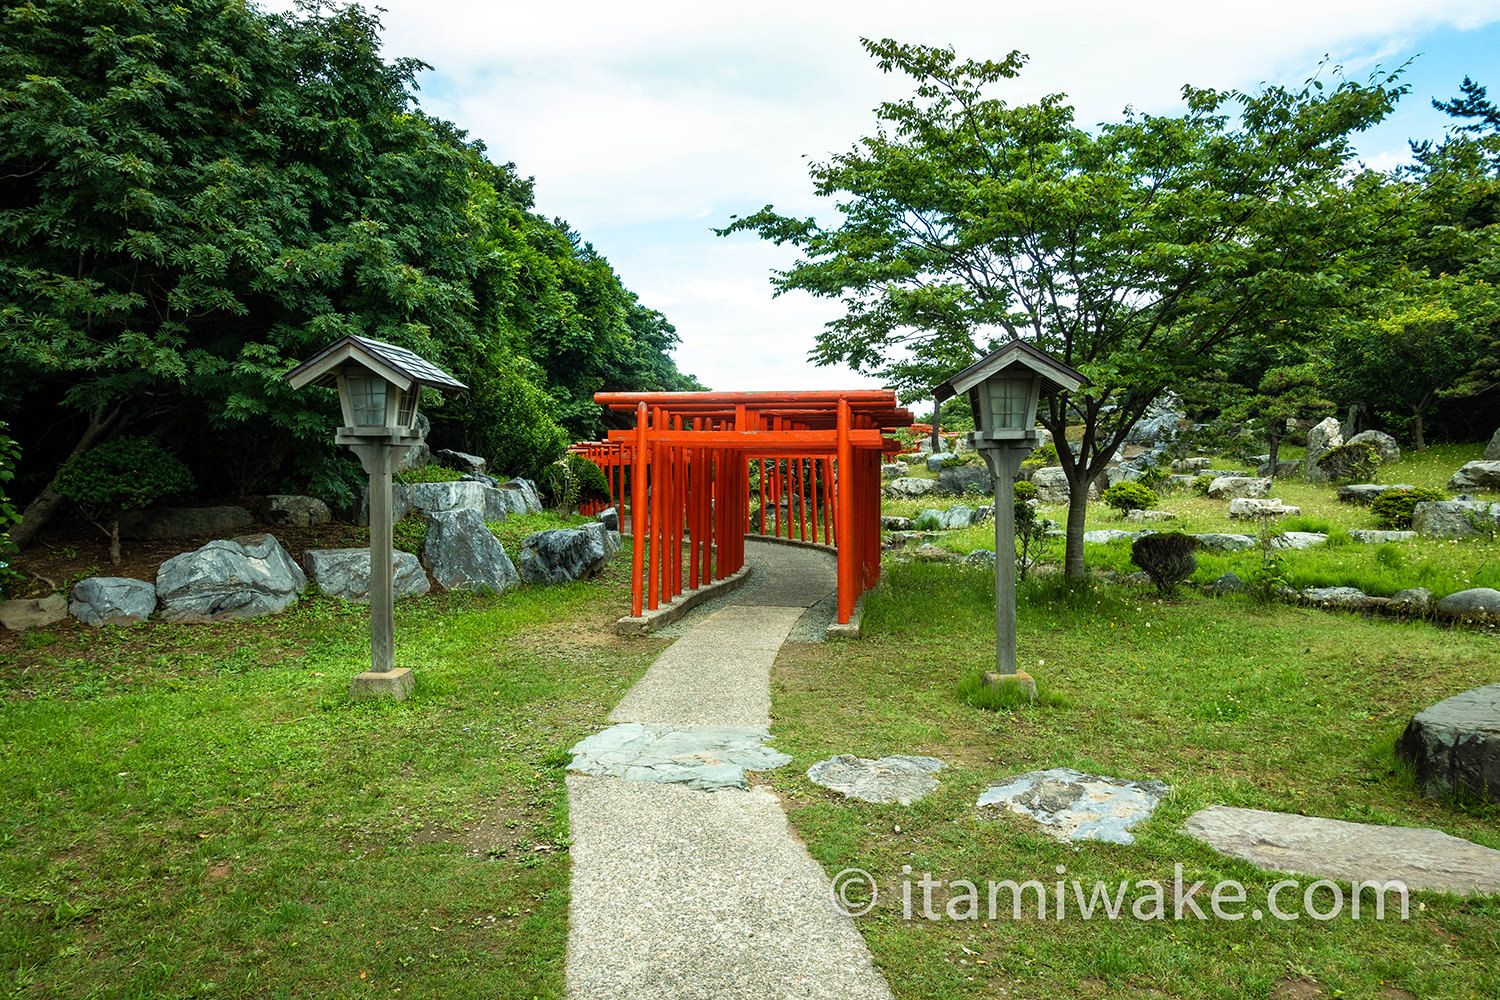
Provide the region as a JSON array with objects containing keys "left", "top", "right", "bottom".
[
  {"left": 1412, "top": 408, "right": 1426, "bottom": 451},
  {"left": 108, "top": 518, "right": 121, "bottom": 566},
  {"left": 1267, "top": 428, "right": 1280, "bottom": 472},
  {"left": 10, "top": 408, "right": 122, "bottom": 550},
  {"left": 1063, "top": 475, "right": 1090, "bottom": 581}
]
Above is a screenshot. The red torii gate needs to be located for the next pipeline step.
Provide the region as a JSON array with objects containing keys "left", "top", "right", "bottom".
[{"left": 572, "top": 390, "right": 913, "bottom": 626}]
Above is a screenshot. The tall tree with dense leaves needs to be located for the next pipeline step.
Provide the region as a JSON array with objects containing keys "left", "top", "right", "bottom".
[{"left": 720, "top": 39, "right": 1404, "bottom": 577}]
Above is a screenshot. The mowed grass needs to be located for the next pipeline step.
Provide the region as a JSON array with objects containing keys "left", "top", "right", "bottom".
[
  {"left": 769, "top": 561, "right": 1500, "bottom": 1000},
  {"left": 889, "top": 443, "right": 1499, "bottom": 599},
  {"left": 0, "top": 554, "right": 656, "bottom": 1000}
]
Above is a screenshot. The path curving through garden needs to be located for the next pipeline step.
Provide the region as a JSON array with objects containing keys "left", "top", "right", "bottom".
[{"left": 563, "top": 539, "right": 892, "bottom": 1000}]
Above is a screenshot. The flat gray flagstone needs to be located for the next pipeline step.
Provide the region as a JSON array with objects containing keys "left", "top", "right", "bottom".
[
  {"left": 808, "top": 754, "right": 946, "bottom": 805},
  {"left": 977, "top": 767, "right": 1169, "bottom": 844},
  {"left": 569, "top": 722, "right": 792, "bottom": 791},
  {"left": 1183, "top": 806, "right": 1500, "bottom": 895}
]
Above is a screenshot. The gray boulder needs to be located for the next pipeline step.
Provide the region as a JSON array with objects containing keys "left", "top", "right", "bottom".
[
  {"left": 961, "top": 549, "right": 996, "bottom": 568},
  {"left": 925, "top": 452, "right": 957, "bottom": 472},
  {"left": 598, "top": 506, "right": 619, "bottom": 531},
  {"left": 503, "top": 478, "right": 544, "bottom": 514},
  {"left": 434, "top": 449, "right": 487, "bottom": 476},
  {"left": 1301, "top": 586, "right": 1374, "bottom": 610},
  {"left": 395, "top": 412, "right": 432, "bottom": 473},
  {"left": 937, "top": 505, "right": 976, "bottom": 529},
  {"left": 1270, "top": 531, "right": 1327, "bottom": 550},
  {"left": 1348, "top": 529, "right": 1418, "bottom": 544},
  {"left": 519, "top": 524, "right": 617, "bottom": 585},
  {"left": 1083, "top": 529, "right": 1140, "bottom": 544},
  {"left": 1388, "top": 587, "right": 1433, "bottom": 614},
  {"left": 1256, "top": 459, "right": 1303, "bottom": 478},
  {"left": 357, "top": 481, "right": 412, "bottom": 527},
  {"left": 936, "top": 463, "right": 993, "bottom": 497},
  {"left": 484, "top": 486, "right": 530, "bottom": 522},
  {"left": 911, "top": 543, "right": 957, "bottom": 563},
  {"left": 1029, "top": 466, "right": 1096, "bottom": 505},
  {"left": 1303, "top": 416, "right": 1344, "bottom": 482},
  {"left": 408, "top": 481, "right": 490, "bottom": 517},
  {"left": 420, "top": 509, "right": 519, "bottom": 594},
  {"left": 0, "top": 594, "right": 69, "bottom": 632},
  {"left": 1486, "top": 427, "right": 1500, "bottom": 461},
  {"left": 1193, "top": 533, "right": 1257, "bottom": 552},
  {"left": 1434, "top": 587, "right": 1500, "bottom": 621},
  {"left": 1171, "top": 456, "right": 1211, "bottom": 474},
  {"left": 69, "top": 577, "right": 156, "bottom": 626},
  {"left": 1206, "top": 476, "right": 1271, "bottom": 500},
  {"left": 881, "top": 462, "right": 907, "bottom": 480},
  {"left": 883, "top": 477, "right": 937, "bottom": 499},
  {"left": 808, "top": 754, "right": 945, "bottom": 805},
  {"left": 156, "top": 533, "right": 307, "bottom": 623},
  {"left": 1347, "top": 429, "right": 1400, "bottom": 464},
  {"left": 460, "top": 472, "right": 499, "bottom": 488},
  {"left": 1337, "top": 483, "right": 1415, "bottom": 505},
  {"left": 120, "top": 505, "right": 253, "bottom": 541},
  {"left": 263, "top": 495, "right": 331, "bottom": 528},
  {"left": 1397, "top": 682, "right": 1500, "bottom": 805},
  {"left": 1447, "top": 460, "right": 1500, "bottom": 492},
  {"left": 1124, "top": 508, "right": 1177, "bottom": 523},
  {"left": 1126, "top": 397, "right": 1184, "bottom": 446},
  {"left": 881, "top": 515, "right": 913, "bottom": 531},
  {"left": 1211, "top": 572, "right": 1246, "bottom": 594},
  {"left": 300, "top": 548, "right": 430, "bottom": 603},
  {"left": 1412, "top": 500, "right": 1500, "bottom": 539}
]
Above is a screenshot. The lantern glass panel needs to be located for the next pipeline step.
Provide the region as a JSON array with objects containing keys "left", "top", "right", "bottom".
[
  {"left": 346, "top": 373, "right": 388, "bottom": 426},
  {"left": 396, "top": 386, "right": 419, "bottom": 428},
  {"left": 984, "top": 378, "right": 1031, "bottom": 430}
]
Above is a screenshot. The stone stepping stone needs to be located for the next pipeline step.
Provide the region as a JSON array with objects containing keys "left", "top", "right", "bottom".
[
  {"left": 1397, "top": 682, "right": 1500, "bottom": 804},
  {"left": 977, "top": 767, "right": 1169, "bottom": 844},
  {"left": 1183, "top": 806, "right": 1500, "bottom": 895},
  {"left": 568, "top": 722, "right": 791, "bottom": 791},
  {"left": 808, "top": 754, "right": 945, "bottom": 805}
]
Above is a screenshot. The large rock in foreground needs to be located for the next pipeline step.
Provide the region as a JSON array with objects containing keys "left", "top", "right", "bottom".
[
  {"left": 519, "top": 523, "right": 619, "bottom": 585},
  {"left": 301, "top": 548, "right": 430, "bottom": 603},
  {"left": 1448, "top": 460, "right": 1500, "bottom": 492},
  {"left": 1396, "top": 682, "right": 1500, "bottom": 806},
  {"left": 1434, "top": 587, "right": 1500, "bottom": 622},
  {"left": 69, "top": 577, "right": 157, "bottom": 627},
  {"left": 420, "top": 509, "right": 518, "bottom": 594},
  {"left": 1183, "top": 805, "right": 1500, "bottom": 894},
  {"left": 1412, "top": 500, "right": 1500, "bottom": 539},
  {"left": 1303, "top": 416, "right": 1344, "bottom": 483},
  {"left": 408, "top": 481, "right": 490, "bottom": 517},
  {"left": 156, "top": 534, "right": 307, "bottom": 623}
]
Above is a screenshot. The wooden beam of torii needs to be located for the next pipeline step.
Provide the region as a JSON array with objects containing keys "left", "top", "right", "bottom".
[{"left": 572, "top": 390, "right": 914, "bottom": 626}]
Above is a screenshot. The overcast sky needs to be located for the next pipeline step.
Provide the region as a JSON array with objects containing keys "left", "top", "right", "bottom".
[{"left": 264, "top": 1, "right": 1500, "bottom": 395}]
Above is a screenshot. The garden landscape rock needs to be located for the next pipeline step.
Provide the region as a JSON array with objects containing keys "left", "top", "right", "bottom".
[
  {"left": 1303, "top": 416, "right": 1343, "bottom": 482},
  {"left": 300, "top": 548, "right": 430, "bottom": 602},
  {"left": 1348, "top": 529, "right": 1418, "bottom": 543},
  {"left": 433, "top": 449, "right": 486, "bottom": 475},
  {"left": 69, "top": 577, "right": 156, "bottom": 626},
  {"left": 977, "top": 767, "right": 1169, "bottom": 845},
  {"left": 408, "top": 480, "right": 490, "bottom": 517},
  {"left": 1487, "top": 427, "right": 1500, "bottom": 460},
  {"left": 1256, "top": 459, "right": 1304, "bottom": 478},
  {"left": 0, "top": 594, "right": 69, "bottom": 631},
  {"left": 357, "top": 481, "right": 412, "bottom": 527},
  {"left": 884, "top": 477, "right": 937, "bottom": 499},
  {"left": 1412, "top": 500, "right": 1500, "bottom": 539},
  {"left": 1182, "top": 806, "right": 1500, "bottom": 894},
  {"left": 925, "top": 452, "right": 957, "bottom": 472},
  {"left": 1337, "top": 483, "right": 1415, "bottom": 505},
  {"left": 1396, "top": 682, "right": 1500, "bottom": 805},
  {"left": 262, "top": 495, "right": 331, "bottom": 528},
  {"left": 1030, "top": 467, "right": 1078, "bottom": 504},
  {"left": 1228, "top": 497, "right": 1298, "bottom": 519},
  {"left": 568, "top": 723, "right": 791, "bottom": 791},
  {"left": 936, "top": 463, "right": 993, "bottom": 496},
  {"left": 484, "top": 486, "right": 530, "bottom": 521},
  {"left": 598, "top": 506, "right": 619, "bottom": 531},
  {"left": 1347, "top": 429, "right": 1400, "bottom": 464},
  {"left": 1389, "top": 587, "right": 1433, "bottom": 614},
  {"left": 807, "top": 754, "right": 945, "bottom": 805},
  {"left": 503, "top": 478, "right": 544, "bottom": 513},
  {"left": 1433, "top": 588, "right": 1500, "bottom": 622},
  {"left": 420, "top": 508, "right": 519, "bottom": 594},
  {"left": 881, "top": 462, "right": 907, "bottom": 479},
  {"left": 1447, "top": 461, "right": 1500, "bottom": 492},
  {"left": 1124, "top": 509, "right": 1176, "bottom": 522},
  {"left": 119, "top": 505, "right": 253, "bottom": 540},
  {"left": 1207, "top": 476, "right": 1271, "bottom": 500},
  {"left": 1271, "top": 532, "right": 1327, "bottom": 550},
  {"left": 1301, "top": 586, "right": 1375, "bottom": 610},
  {"left": 519, "top": 523, "right": 619, "bottom": 585},
  {"left": 1192, "top": 533, "right": 1257, "bottom": 552},
  {"left": 156, "top": 533, "right": 306, "bottom": 623}
]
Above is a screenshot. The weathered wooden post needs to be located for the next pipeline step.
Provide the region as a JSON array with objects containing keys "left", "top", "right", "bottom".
[
  {"left": 285, "top": 336, "right": 465, "bottom": 700},
  {"left": 933, "top": 342, "right": 1084, "bottom": 680}
]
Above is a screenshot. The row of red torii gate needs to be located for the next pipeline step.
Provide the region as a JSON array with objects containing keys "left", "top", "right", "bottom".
[{"left": 568, "top": 390, "right": 915, "bottom": 626}]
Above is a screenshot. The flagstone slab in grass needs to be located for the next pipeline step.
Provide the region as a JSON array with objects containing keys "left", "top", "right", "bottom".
[
  {"left": 1183, "top": 805, "right": 1500, "bottom": 895},
  {"left": 977, "top": 767, "right": 1170, "bottom": 844},
  {"left": 568, "top": 722, "right": 792, "bottom": 791},
  {"left": 808, "top": 753, "right": 946, "bottom": 805}
]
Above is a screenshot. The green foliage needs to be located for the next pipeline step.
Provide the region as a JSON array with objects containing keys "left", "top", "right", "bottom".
[
  {"left": 1102, "top": 480, "right": 1159, "bottom": 513},
  {"left": 566, "top": 454, "right": 611, "bottom": 503},
  {"left": 1012, "top": 479, "right": 1048, "bottom": 579},
  {"left": 1192, "top": 474, "right": 1215, "bottom": 496},
  {"left": 0, "top": 422, "right": 19, "bottom": 583},
  {"left": 53, "top": 437, "right": 193, "bottom": 516},
  {"left": 392, "top": 513, "right": 428, "bottom": 554},
  {"left": 956, "top": 672, "right": 1064, "bottom": 711},
  {"left": 427, "top": 347, "right": 568, "bottom": 482},
  {"left": 1313, "top": 442, "right": 1379, "bottom": 485},
  {"left": 539, "top": 459, "right": 580, "bottom": 512},
  {"left": 1013, "top": 479, "right": 1038, "bottom": 504},
  {"left": 938, "top": 453, "right": 972, "bottom": 468},
  {"left": 1129, "top": 532, "right": 1199, "bottom": 596},
  {"left": 1135, "top": 464, "right": 1170, "bottom": 491},
  {"left": 913, "top": 512, "right": 942, "bottom": 531},
  {"left": 1020, "top": 441, "right": 1059, "bottom": 477},
  {"left": 401, "top": 465, "right": 464, "bottom": 484}
]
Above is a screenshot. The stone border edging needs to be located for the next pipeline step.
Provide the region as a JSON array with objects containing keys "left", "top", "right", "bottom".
[
  {"left": 743, "top": 532, "right": 837, "bottom": 556},
  {"left": 614, "top": 558, "right": 752, "bottom": 636}
]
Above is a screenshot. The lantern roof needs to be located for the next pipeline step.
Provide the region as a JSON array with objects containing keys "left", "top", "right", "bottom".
[
  {"left": 284, "top": 335, "right": 467, "bottom": 393},
  {"left": 932, "top": 339, "right": 1085, "bottom": 403}
]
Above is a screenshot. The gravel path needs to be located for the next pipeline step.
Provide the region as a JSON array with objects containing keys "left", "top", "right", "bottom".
[{"left": 565, "top": 541, "right": 892, "bottom": 1000}]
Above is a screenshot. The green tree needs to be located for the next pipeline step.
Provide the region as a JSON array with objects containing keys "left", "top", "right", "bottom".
[
  {"left": 721, "top": 39, "right": 1403, "bottom": 577},
  {"left": 1224, "top": 361, "right": 1336, "bottom": 470},
  {"left": 52, "top": 436, "right": 193, "bottom": 564}
]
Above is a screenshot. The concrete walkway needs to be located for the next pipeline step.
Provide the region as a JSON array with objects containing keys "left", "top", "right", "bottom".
[{"left": 565, "top": 541, "right": 893, "bottom": 1000}]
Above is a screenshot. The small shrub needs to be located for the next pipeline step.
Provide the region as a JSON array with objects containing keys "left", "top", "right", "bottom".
[
  {"left": 1314, "top": 442, "right": 1378, "bottom": 485},
  {"left": 54, "top": 437, "right": 194, "bottom": 565},
  {"left": 1129, "top": 532, "right": 1199, "bottom": 596},
  {"left": 402, "top": 465, "right": 464, "bottom": 483},
  {"left": 1370, "top": 486, "right": 1447, "bottom": 530},
  {"left": 1103, "top": 480, "right": 1159, "bottom": 514},
  {"left": 913, "top": 512, "right": 942, "bottom": 531},
  {"left": 1013, "top": 480, "right": 1038, "bottom": 504},
  {"left": 1135, "top": 465, "right": 1170, "bottom": 491},
  {"left": 1020, "top": 442, "right": 1059, "bottom": 477},
  {"left": 939, "top": 453, "right": 972, "bottom": 468},
  {"left": 565, "top": 454, "right": 611, "bottom": 503},
  {"left": 1191, "top": 474, "right": 1215, "bottom": 496}
]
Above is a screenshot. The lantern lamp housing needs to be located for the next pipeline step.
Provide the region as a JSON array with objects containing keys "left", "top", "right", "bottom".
[
  {"left": 933, "top": 340, "right": 1086, "bottom": 447},
  {"left": 284, "top": 334, "right": 466, "bottom": 440}
]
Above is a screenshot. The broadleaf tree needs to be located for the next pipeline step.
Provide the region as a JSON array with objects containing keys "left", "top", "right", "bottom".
[{"left": 720, "top": 38, "right": 1405, "bottom": 578}]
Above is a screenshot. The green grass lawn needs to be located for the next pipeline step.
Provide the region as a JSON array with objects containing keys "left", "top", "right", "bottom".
[
  {"left": 769, "top": 562, "right": 1500, "bottom": 1000},
  {"left": 0, "top": 554, "right": 657, "bottom": 1000},
  {"left": 889, "top": 443, "right": 1500, "bottom": 599}
]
